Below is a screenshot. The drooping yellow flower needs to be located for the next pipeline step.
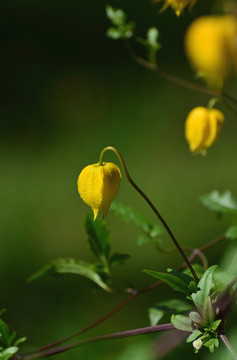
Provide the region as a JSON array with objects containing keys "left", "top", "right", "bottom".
[
  {"left": 78, "top": 162, "right": 122, "bottom": 220},
  {"left": 154, "top": 0, "right": 197, "bottom": 16},
  {"left": 185, "top": 16, "right": 237, "bottom": 88},
  {"left": 185, "top": 107, "right": 225, "bottom": 153}
]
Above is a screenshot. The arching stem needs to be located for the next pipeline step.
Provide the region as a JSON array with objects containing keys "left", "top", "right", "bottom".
[{"left": 99, "top": 146, "right": 199, "bottom": 282}]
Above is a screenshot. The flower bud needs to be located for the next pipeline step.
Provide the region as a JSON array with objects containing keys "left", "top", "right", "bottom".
[
  {"left": 154, "top": 0, "right": 197, "bottom": 16},
  {"left": 77, "top": 162, "right": 122, "bottom": 220},
  {"left": 193, "top": 337, "right": 203, "bottom": 351},
  {"left": 185, "top": 107, "right": 225, "bottom": 153},
  {"left": 185, "top": 16, "right": 237, "bottom": 88}
]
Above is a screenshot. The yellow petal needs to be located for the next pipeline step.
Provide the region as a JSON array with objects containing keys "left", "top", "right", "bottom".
[
  {"left": 185, "top": 107, "right": 209, "bottom": 152},
  {"left": 204, "top": 109, "right": 225, "bottom": 148},
  {"left": 77, "top": 162, "right": 121, "bottom": 220}
]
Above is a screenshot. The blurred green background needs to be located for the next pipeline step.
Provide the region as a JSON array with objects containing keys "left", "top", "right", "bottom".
[{"left": 0, "top": 0, "right": 237, "bottom": 359}]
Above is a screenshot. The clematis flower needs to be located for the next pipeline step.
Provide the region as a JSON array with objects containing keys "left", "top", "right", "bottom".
[
  {"left": 185, "top": 107, "right": 225, "bottom": 154},
  {"left": 154, "top": 0, "right": 197, "bottom": 16},
  {"left": 185, "top": 16, "right": 237, "bottom": 88},
  {"left": 77, "top": 162, "right": 122, "bottom": 220}
]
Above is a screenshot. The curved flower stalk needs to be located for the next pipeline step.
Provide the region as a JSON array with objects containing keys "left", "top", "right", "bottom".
[
  {"left": 154, "top": 0, "right": 197, "bottom": 16},
  {"left": 185, "top": 106, "right": 225, "bottom": 154},
  {"left": 185, "top": 16, "right": 237, "bottom": 89}
]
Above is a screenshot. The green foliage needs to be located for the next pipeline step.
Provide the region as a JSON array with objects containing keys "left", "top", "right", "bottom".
[
  {"left": 0, "top": 312, "right": 26, "bottom": 360},
  {"left": 28, "top": 258, "right": 113, "bottom": 292},
  {"left": 200, "top": 190, "right": 237, "bottom": 216},
  {"left": 148, "top": 299, "right": 192, "bottom": 326},
  {"left": 226, "top": 225, "right": 237, "bottom": 240},
  {"left": 85, "top": 215, "right": 110, "bottom": 261},
  {"left": 28, "top": 214, "right": 130, "bottom": 292},
  {"left": 143, "top": 268, "right": 198, "bottom": 296},
  {"left": 171, "top": 314, "right": 192, "bottom": 332},
  {"left": 106, "top": 5, "right": 134, "bottom": 39},
  {"left": 191, "top": 265, "right": 217, "bottom": 310},
  {"left": 170, "top": 266, "right": 223, "bottom": 354},
  {"left": 111, "top": 201, "right": 163, "bottom": 246}
]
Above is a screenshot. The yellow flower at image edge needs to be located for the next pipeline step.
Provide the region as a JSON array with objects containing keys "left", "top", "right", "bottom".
[
  {"left": 78, "top": 162, "right": 122, "bottom": 220},
  {"left": 154, "top": 0, "right": 197, "bottom": 16},
  {"left": 185, "top": 16, "right": 237, "bottom": 88},
  {"left": 185, "top": 107, "right": 225, "bottom": 153}
]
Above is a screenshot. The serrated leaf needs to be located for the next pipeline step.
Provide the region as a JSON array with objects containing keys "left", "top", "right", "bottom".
[
  {"left": 186, "top": 329, "right": 203, "bottom": 343},
  {"left": 200, "top": 191, "right": 237, "bottom": 215},
  {"left": 144, "top": 270, "right": 191, "bottom": 295},
  {"left": 111, "top": 202, "right": 151, "bottom": 233},
  {"left": 226, "top": 225, "right": 237, "bottom": 240},
  {"left": 191, "top": 266, "right": 217, "bottom": 309},
  {"left": 84, "top": 214, "right": 110, "bottom": 262},
  {"left": 148, "top": 307, "right": 164, "bottom": 326},
  {"left": 171, "top": 314, "right": 192, "bottom": 332},
  {"left": 28, "top": 258, "right": 113, "bottom": 292},
  {"left": 109, "top": 253, "right": 130, "bottom": 267}
]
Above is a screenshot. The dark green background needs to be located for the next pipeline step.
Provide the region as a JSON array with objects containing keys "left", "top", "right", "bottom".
[{"left": 0, "top": 0, "right": 236, "bottom": 359}]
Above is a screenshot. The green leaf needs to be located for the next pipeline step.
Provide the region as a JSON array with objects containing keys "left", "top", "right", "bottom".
[
  {"left": 171, "top": 314, "right": 192, "bottom": 332},
  {"left": 191, "top": 265, "right": 217, "bottom": 309},
  {"left": 167, "top": 269, "right": 196, "bottom": 287},
  {"left": 28, "top": 258, "right": 113, "bottom": 292},
  {"left": 200, "top": 191, "right": 237, "bottom": 215},
  {"left": 148, "top": 307, "right": 164, "bottom": 326},
  {"left": 84, "top": 214, "right": 110, "bottom": 262},
  {"left": 186, "top": 329, "right": 203, "bottom": 343},
  {"left": 106, "top": 5, "right": 126, "bottom": 27},
  {"left": 189, "top": 311, "right": 202, "bottom": 325},
  {"left": 148, "top": 299, "right": 192, "bottom": 326},
  {"left": 144, "top": 270, "right": 192, "bottom": 295},
  {"left": 0, "top": 346, "right": 19, "bottom": 360},
  {"left": 200, "top": 296, "right": 214, "bottom": 322},
  {"left": 226, "top": 225, "right": 237, "bottom": 240},
  {"left": 212, "top": 319, "right": 221, "bottom": 331},
  {"left": 109, "top": 253, "right": 130, "bottom": 267},
  {"left": 0, "top": 319, "right": 11, "bottom": 347},
  {"left": 183, "top": 263, "right": 205, "bottom": 280},
  {"left": 111, "top": 202, "right": 151, "bottom": 233}
]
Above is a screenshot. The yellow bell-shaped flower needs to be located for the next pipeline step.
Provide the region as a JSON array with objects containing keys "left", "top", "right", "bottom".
[
  {"left": 154, "top": 0, "right": 197, "bottom": 16},
  {"left": 185, "top": 107, "right": 225, "bottom": 153},
  {"left": 78, "top": 162, "right": 122, "bottom": 220},
  {"left": 185, "top": 16, "right": 237, "bottom": 88}
]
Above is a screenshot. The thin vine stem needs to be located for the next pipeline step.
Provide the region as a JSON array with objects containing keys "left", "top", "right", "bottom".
[
  {"left": 22, "top": 324, "right": 175, "bottom": 360},
  {"left": 220, "top": 334, "right": 237, "bottom": 360},
  {"left": 20, "top": 232, "right": 225, "bottom": 358},
  {"left": 100, "top": 146, "right": 199, "bottom": 282},
  {"left": 124, "top": 40, "right": 237, "bottom": 110}
]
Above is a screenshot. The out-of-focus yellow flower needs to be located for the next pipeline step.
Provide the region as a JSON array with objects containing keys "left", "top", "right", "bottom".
[
  {"left": 185, "top": 107, "right": 225, "bottom": 153},
  {"left": 77, "top": 162, "right": 122, "bottom": 220},
  {"left": 154, "top": 0, "right": 197, "bottom": 16},
  {"left": 185, "top": 16, "right": 237, "bottom": 88}
]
